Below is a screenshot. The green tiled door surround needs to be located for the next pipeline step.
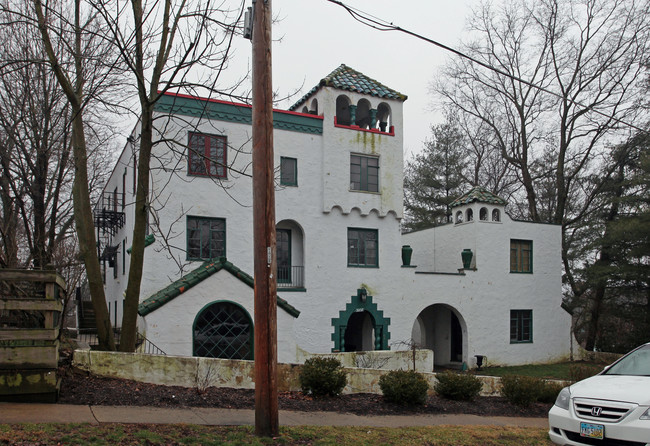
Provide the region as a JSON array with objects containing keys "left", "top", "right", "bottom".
[{"left": 331, "top": 288, "right": 390, "bottom": 352}]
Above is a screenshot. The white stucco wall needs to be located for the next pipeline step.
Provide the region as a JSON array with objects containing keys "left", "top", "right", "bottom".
[{"left": 98, "top": 76, "right": 572, "bottom": 368}]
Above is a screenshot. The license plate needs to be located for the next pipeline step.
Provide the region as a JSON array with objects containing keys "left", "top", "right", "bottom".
[{"left": 580, "top": 422, "right": 604, "bottom": 439}]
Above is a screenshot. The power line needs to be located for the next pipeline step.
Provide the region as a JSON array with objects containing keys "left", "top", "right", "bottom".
[{"left": 325, "top": 0, "right": 648, "bottom": 135}]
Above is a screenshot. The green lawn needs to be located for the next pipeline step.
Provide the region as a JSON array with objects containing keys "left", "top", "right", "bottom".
[
  {"left": 472, "top": 360, "right": 608, "bottom": 381},
  {"left": 0, "top": 424, "right": 554, "bottom": 445}
]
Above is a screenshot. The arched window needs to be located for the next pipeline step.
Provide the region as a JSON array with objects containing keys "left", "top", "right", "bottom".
[
  {"left": 466, "top": 209, "right": 473, "bottom": 221},
  {"left": 309, "top": 98, "right": 318, "bottom": 115},
  {"left": 336, "top": 95, "right": 351, "bottom": 126},
  {"left": 480, "top": 207, "right": 488, "bottom": 221},
  {"left": 456, "top": 211, "right": 463, "bottom": 223},
  {"left": 301, "top": 106, "right": 308, "bottom": 114},
  {"left": 356, "top": 99, "right": 371, "bottom": 129},
  {"left": 193, "top": 301, "right": 253, "bottom": 359},
  {"left": 492, "top": 209, "right": 501, "bottom": 222},
  {"left": 376, "top": 103, "right": 391, "bottom": 132}
]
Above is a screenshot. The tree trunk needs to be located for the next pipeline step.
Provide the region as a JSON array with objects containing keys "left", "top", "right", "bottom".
[{"left": 119, "top": 105, "right": 153, "bottom": 352}]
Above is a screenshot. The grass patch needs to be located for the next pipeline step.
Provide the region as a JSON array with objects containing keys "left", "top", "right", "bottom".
[
  {"left": 0, "top": 423, "right": 554, "bottom": 445},
  {"left": 472, "top": 361, "right": 606, "bottom": 381}
]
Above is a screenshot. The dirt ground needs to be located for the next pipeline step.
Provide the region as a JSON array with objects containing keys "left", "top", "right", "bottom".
[{"left": 57, "top": 366, "right": 552, "bottom": 418}]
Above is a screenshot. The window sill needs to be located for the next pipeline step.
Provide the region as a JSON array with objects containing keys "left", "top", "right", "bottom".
[
  {"left": 510, "top": 271, "right": 533, "bottom": 274},
  {"left": 510, "top": 340, "right": 533, "bottom": 344},
  {"left": 347, "top": 265, "right": 379, "bottom": 268},
  {"left": 277, "top": 287, "right": 306, "bottom": 292},
  {"left": 349, "top": 189, "right": 381, "bottom": 195}
]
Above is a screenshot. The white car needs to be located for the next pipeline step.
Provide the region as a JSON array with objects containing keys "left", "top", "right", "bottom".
[{"left": 548, "top": 342, "right": 650, "bottom": 445}]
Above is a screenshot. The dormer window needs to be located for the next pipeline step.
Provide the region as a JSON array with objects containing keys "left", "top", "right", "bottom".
[
  {"left": 480, "top": 207, "right": 488, "bottom": 221},
  {"left": 466, "top": 209, "right": 473, "bottom": 222},
  {"left": 492, "top": 209, "right": 501, "bottom": 222}
]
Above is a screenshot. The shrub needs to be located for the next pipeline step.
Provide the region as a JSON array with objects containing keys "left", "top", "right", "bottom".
[
  {"left": 537, "top": 381, "right": 565, "bottom": 404},
  {"left": 299, "top": 357, "right": 347, "bottom": 397},
  {"left": 379, "top": 370, "right": 429, "bottom": 405},
  {"left": 433, "top": 371, "right": 482, "bottom": 401},
  {"left": 569, "top": 363, "right": 601, "bottom": 383}
]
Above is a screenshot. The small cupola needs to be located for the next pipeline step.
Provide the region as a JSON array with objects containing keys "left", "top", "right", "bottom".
[{"left": 450, "top": 186, "right": 506, "bottom": 225}]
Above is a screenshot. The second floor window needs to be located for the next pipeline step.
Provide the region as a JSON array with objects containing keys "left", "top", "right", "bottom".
[
  {"left": 350, "top": 154, "right": 379, "bottom": 192},
  {"left": 187, "top": 216, "right": 225, "bottom": 260},
  {"left": 348, "top": 228, "right": 378, "bottom": 267},
  {"left": 280, "top": 157, "right": 297, "bottom": 186},
  {"left": 188, "top": 132, "right": 227, "bottom": 178}
]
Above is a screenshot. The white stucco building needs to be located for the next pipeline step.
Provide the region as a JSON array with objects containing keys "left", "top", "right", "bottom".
[{"left": 95, "top": 64, "right": 572, "bottom": 368}]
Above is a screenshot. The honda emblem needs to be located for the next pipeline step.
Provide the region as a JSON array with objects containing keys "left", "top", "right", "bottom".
[{"left": 591, "top": 407, "right": 603, "bottom": 417}]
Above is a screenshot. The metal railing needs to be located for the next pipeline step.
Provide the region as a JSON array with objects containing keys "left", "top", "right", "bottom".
[
  {"left": 74, "top": 328, "right": 166, "bottom": 355},
  {"left": 277, "top": 265, "right": 304, "bottom": 288}
]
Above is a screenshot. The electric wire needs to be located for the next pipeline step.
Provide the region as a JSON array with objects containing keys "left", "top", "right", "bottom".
[{"left": 325, "top": 0, "right": 648, "bottom": 135}]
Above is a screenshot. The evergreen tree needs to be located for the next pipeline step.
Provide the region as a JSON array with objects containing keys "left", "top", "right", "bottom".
[{"left": 403, "top": 119, "right": 468, "bottom": 231}]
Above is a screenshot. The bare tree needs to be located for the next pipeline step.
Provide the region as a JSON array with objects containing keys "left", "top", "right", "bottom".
[
  {"left": 435, "top": 0, "right": 649, "bottom": 343},
  {"left": 89, "top": 0, "right": 245, "bottom": 351},
  {"left": 28, "top": 0, "right": 127, "bottom": 350}
]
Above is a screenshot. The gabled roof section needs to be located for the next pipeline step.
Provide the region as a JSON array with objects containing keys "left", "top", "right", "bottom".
[
  {"left": 450, "top": 186, "right": 507, "bottom": 208},
  {"left": 289, "top": 64, "right": 407, "bottom": 111},
  {"left": 138, "top": 257, "right": 300, "bottom": 318}
]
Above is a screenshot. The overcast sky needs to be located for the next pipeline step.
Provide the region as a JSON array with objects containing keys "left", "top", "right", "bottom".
[{"left": 226, "top": 0, "right": 477, "bottom": 160}]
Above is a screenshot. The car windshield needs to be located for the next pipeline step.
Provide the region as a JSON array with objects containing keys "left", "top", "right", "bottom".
[{"left": 603, "top": 344, "right": 650, "bottom": 376}]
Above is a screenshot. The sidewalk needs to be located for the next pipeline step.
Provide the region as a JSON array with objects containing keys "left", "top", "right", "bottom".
[{"left": 0, "top": 403, "right": 548, "bottom": 429}]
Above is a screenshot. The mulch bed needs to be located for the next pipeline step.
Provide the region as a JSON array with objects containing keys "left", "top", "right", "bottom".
[{"left": 58, "top": 367, "right": 552, "bottom": 418}]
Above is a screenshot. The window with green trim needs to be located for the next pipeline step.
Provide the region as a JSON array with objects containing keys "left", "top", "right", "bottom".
[
  {"left": 350, "top": 154, "right": 379, "bottom": 192},
  {"left": 510, "top": 239, "right": 532, "bottom": 273},
  {"left": 187, "top": 216, "right": 225, "bottom": 260},
  {"left": 188, "top": 132, "right": 227, "bottom": 178},
  {"left": 510, "top": 309, "right": 532, "bottom": 343},
  {"left": 193, "top": 301, "right": 253, "bottom": 359},
  {"left": 280, "top": 157, "right": 297, "bottom": 186},
  {"left": 347, "top": 228, "right": 378, "bottom": 267}
]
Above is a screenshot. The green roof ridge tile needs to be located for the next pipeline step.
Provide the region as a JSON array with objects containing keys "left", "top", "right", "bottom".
[{"left": 138, "top": 257, "right": 299, "bottom": 318}]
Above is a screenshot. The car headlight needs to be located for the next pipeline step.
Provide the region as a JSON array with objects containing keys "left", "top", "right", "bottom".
[
  {"left": 641, "top": 408, "right": 650, "bottom": 420},
  {"left": 554, "top": 387, "right": 571, "bottom": 410}
]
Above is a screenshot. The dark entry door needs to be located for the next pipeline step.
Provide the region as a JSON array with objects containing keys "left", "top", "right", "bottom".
[
  {"left": 276, "top": 229, "right": 291, "bottom": 283},
  {"left": 450, "top": 312, "right": 462, "bottom": 362}
]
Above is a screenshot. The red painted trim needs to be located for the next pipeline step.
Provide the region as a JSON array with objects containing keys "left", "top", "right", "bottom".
[
  {"left": 333, "top": 116, "right": 395, "bottom": 136},
  {"left": 160, "top": 91, "right": 323, "bottom": 120}
]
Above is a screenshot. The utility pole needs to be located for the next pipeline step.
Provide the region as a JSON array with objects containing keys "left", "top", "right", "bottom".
[{"left": 249, "top": 0, "right": 279, "bottom": 437}]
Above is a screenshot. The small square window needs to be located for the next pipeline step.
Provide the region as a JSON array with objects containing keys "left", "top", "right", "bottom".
[
  {"left": 347, "top": 228, "right": 378, "bottom": 267},
  {"left": 187, "top": 216, "right": 226, "bottom": 260},
  {"left": 510, "top": 239, "right": 532, "bottom": 273},
  {"left": 510, "top": 310, "right": 532, "bottom": 343},
  {"left": 280, "top": 157, "right": 297, "bottom": 186},
  {"left": 188, "top": 132, "right": 227, "bottom": 178},
  {"left": 350, "top": 154, "right": 379, "bottom": 192}
]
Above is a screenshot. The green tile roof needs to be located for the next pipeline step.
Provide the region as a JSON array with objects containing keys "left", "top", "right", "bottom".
[
  {"left": 450, "top": 186, "right": 507, "bottom": 207},
  {"left": 290, "top": 64, "right": 407, "bottom": 111},
  {"left": 138, "top": 257, "right": 300, "bottom": 318}
]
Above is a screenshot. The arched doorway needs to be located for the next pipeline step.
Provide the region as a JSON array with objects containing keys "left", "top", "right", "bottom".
[
  {"left": 344, "top": 311, "right": 375, "bottom": 352},
  {"left": 193, "top": 301, "right": 253, "bottom": 359},
  {"left": 331, "top": 288, "right": 390, "bottom": 352},
  {"left": 411, "top": 304, "right": 467, "bottom": 368}
]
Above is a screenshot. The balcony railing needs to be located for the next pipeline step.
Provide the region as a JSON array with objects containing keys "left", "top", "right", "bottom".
[{"left": 277, "top": 265, "right": 304, "bottom": 289}]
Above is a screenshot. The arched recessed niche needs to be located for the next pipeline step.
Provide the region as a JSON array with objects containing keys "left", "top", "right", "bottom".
[
  {"left": 356, "top": 99, "right": 371, "bottom": 129},
  {"left": 492, "top": 209, "right": 501, "bottom": 222},
  {"left": 336, "top": 95, "right": 351, "bottom": 126},
  {"left": 455, "top": 211, "right": 463, "bottom": 224},
  {"left": 376, "top": 103, "right": 391, "bottom": 132},
  {"left": 466, "top": 209, "right": 473, "bottom": 222},
  {"left": 480, "top": 207, "right": 488, "bottom": 221}
]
